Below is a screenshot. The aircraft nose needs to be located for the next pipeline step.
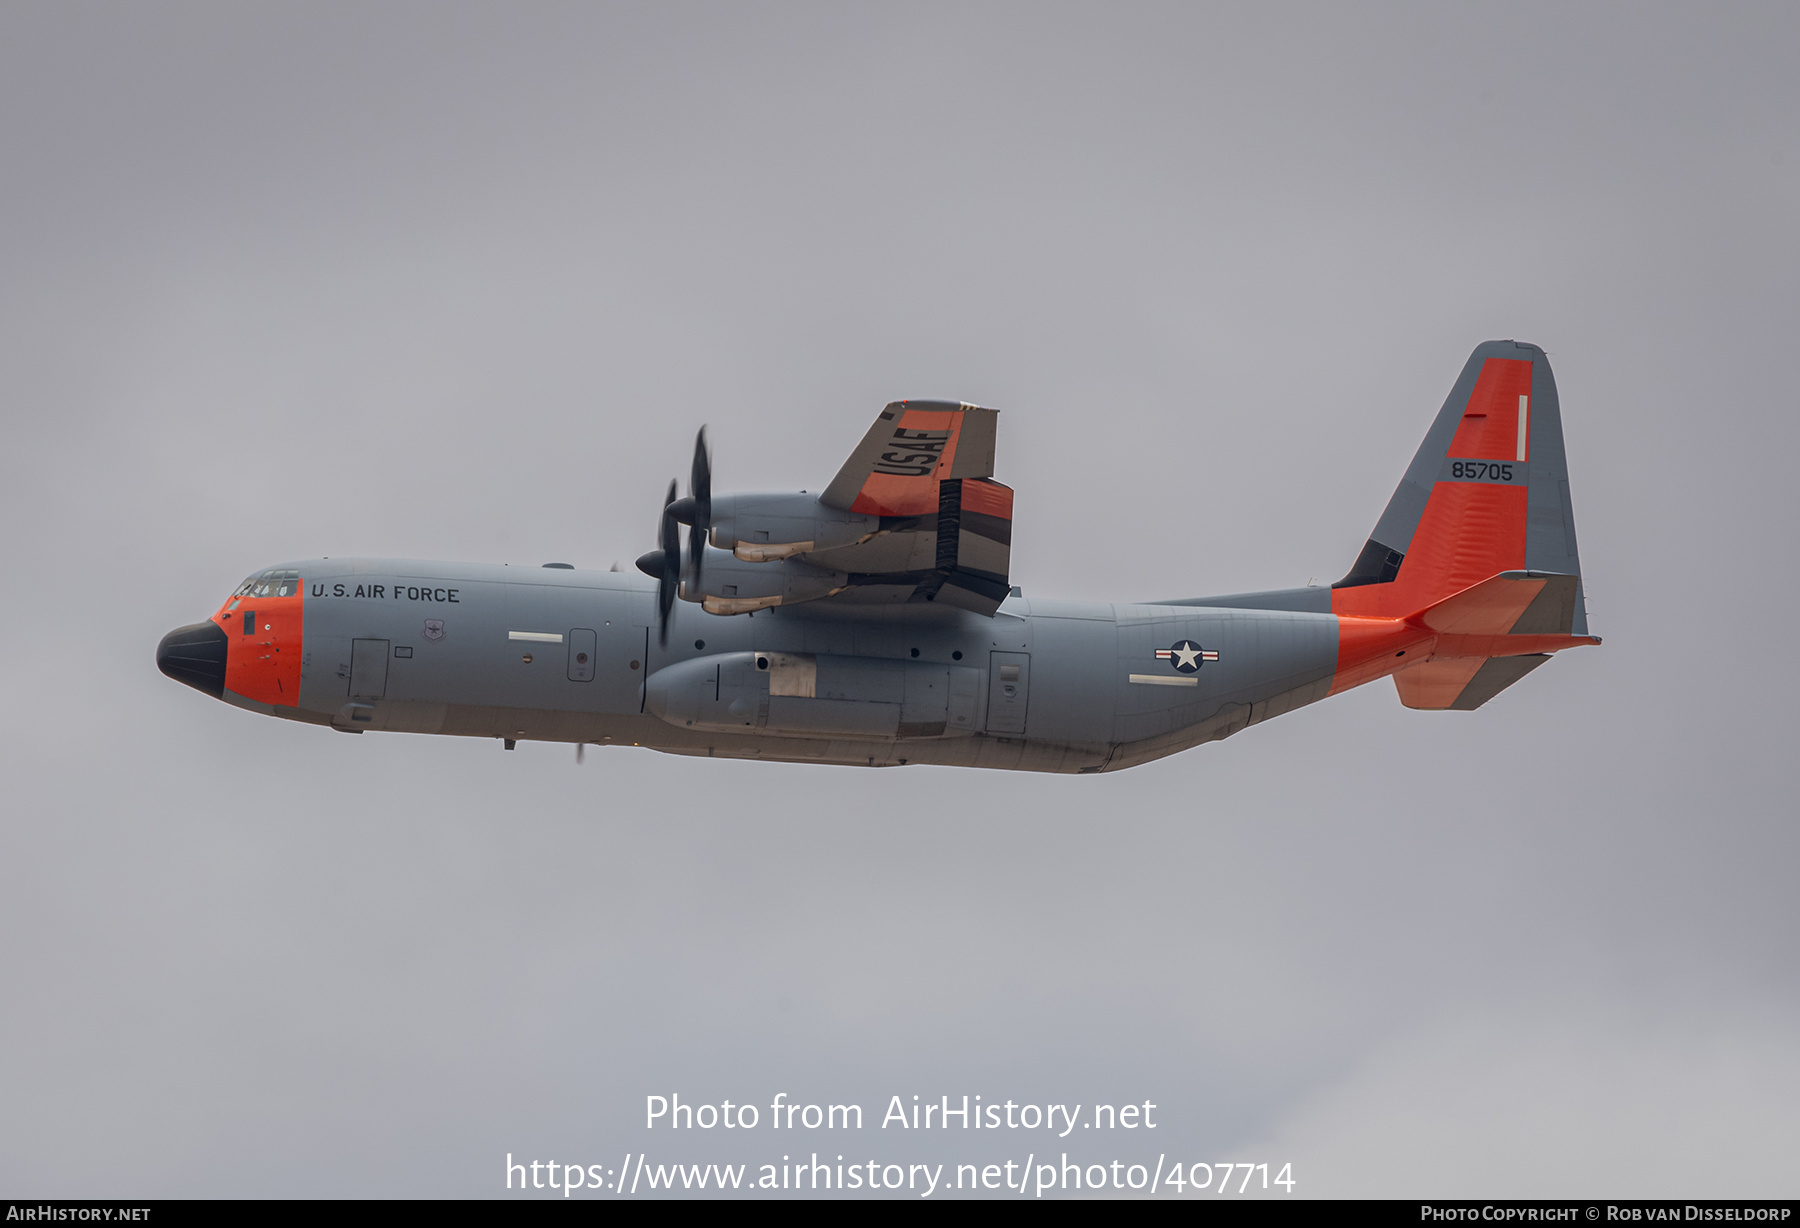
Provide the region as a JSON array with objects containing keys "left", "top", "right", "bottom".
[{"left": 156, "top": 620, "right": 228, "bottom": 698}]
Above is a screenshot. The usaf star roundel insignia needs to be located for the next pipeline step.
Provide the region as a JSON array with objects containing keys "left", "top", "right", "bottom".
[{"left": 1155, "top": 639, "right": 1219, "bottom": 673}]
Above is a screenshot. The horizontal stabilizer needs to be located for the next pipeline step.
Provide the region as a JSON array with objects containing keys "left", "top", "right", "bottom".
[
  {"left": 1395, "top": 654, "right": 1551, "bottom": 710},
  {"left": 1417, "top": 571, "right": 1581, "bottom": 636},
  {"left": 1394, "top": 571, "right": 1595, "bottom": 709}
]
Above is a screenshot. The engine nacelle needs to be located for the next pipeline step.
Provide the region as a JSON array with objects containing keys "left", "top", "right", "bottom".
[
  {"left": 706, "top": 492, "right": 879, "bottom": 562},
  {"left": 681, "top": 549, "right": 847, "bottom": 615},
  {"left": 645, "top": 651, "right": 981, "bottom": 739}
]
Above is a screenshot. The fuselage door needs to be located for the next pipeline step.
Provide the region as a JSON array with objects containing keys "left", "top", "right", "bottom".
[
  {"left": 349, "top": 638, "right": 389, "bottom": 700},
  {"left": 987, "top": 651, "right": 1030, "bottom": 734}
]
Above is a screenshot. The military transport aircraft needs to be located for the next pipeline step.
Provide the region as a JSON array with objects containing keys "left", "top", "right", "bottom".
[{"left": 156, "top": 340, "right": 1598, "bottom": 773}]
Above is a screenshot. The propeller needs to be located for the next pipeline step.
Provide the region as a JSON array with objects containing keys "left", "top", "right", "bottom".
[
  {"left": 636, "top": 428, "right": 712, "bottom": 648},
  {"left": 634, "top": 479, "right": 682, "bottom": 646},
  {"left": 666, "top": 427, "right": 712, "bottom": 593},
  {"left": 687, "top": 426, "right": 711, "bottom": 596},
  {"left": 657, "top": 479, "right": 679, "bottom": 644}
]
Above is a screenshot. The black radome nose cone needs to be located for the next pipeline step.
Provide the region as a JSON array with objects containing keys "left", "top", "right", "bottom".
[{"left": 156, "top": 620, "right": 228, "bottom": 698}]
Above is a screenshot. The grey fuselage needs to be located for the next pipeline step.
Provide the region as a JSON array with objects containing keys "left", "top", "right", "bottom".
[{"left": 227, "top": 558, "right": 1340, "bottom": 773}]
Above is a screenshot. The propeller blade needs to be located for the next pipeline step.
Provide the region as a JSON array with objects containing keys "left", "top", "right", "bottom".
[
  {"left": 690, "top": 426, "right": 712, "bottom": 532},
  {"left": 687, "top": 522, "right": 705, "bottom": 596},
  {"left": 658, "top": 479, "right": 679, "bottom": 646},
  {"left": 689, "top": 426, "right": 711, "bottom": 596}
]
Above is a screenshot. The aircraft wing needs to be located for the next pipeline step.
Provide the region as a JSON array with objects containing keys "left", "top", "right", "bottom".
[
  {"left": 809, "top": 401, "right": 1015, "bottom": 614},
  {"left": 820, "top": 401, "right": 999, "bottom": 512}
]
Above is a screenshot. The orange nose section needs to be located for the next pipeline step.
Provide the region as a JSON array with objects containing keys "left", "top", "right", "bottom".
[{"left": 214, "top": 587, "right": 304, "bottom": 706}]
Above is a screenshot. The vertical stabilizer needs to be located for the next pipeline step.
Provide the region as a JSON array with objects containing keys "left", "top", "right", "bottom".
[{"left": 1331, "top": 340, "right": 1587, "bottom": 634}]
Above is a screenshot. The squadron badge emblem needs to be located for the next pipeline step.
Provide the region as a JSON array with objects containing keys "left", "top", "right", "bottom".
[
  {"left": 1155, "top": 640, "right": 1218, "bottom": 673},
  {"left": 423, "top": 619, "right": 446, "bottom": 642}
]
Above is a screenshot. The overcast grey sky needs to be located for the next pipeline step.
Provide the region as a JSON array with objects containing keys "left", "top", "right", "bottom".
[{"left": 2, "top": 1, "right": 1796, "bottom": 1198}]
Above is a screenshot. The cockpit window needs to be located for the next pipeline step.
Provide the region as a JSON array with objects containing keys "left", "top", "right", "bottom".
[{"left": 233, "top": 568, "right": 302, "bottom": 599}]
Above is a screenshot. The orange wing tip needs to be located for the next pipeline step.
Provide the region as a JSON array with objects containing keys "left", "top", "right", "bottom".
[{"left": 960, "top": 478, "right": 1014, "bottom": 519}]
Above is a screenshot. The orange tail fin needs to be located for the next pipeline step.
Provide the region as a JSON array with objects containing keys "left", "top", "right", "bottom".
[{"left": 1331, "top": 341, "right": 1588, "bottom": 637}]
